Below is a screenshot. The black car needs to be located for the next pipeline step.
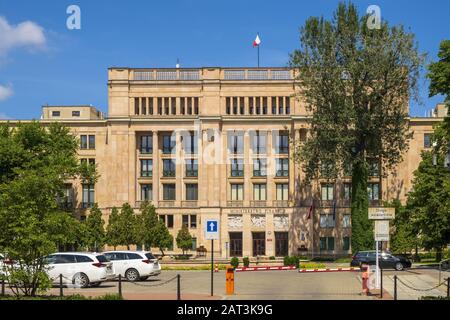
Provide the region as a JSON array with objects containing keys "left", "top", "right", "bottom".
[{"left": 350, "top": 251, "right": 412, "bottom": 271}]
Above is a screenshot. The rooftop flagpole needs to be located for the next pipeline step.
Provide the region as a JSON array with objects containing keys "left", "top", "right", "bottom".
[{"left": 257, "top": 32, "right": 260, "bottom": 68}]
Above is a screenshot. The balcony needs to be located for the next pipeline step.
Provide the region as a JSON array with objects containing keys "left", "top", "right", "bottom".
[
  {"left": 272, "top": 200, "right": 289, "bottom": 207},
  {"left": 182, "top": 201, "right": 198, "bottom": 208},
  {"left": 223, "top": 69, "right": 292, "bottom": 80},
  {"left": 159, "top": 201, "right": 176, "bottom": 207},
  {"left": 140, "top": 172, "right": 153, "bottom": 178},
  {"left": 253, "top": 171, "right": 267, "bottom": 178},
  {"left": 227, "top": 201, "right": 244, "bottom": 207},
  {"left": 250, "top": 201, "right": 267, "bottom": 207},
  {"left": 276, "top": 171, "right": 289, "bottom": 178},
  {"left": 162, "top": 170, "right": 176, "bottom": 178},
  {"left": 185, "top": 170, "right": 198, "bottom": 178},
  {"left": 133, "top": 69, "right": 200, "bottom": 81},
  {"left": 231, "top": 170, "right": 244, "bottom": 178},
  {"left": 139, "top": 147, "right": 153, "bottom": 155}
]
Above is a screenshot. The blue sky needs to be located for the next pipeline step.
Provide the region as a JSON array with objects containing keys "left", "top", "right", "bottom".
[{"left": 0, "top": 0, "right": 448, "bottom": 119}]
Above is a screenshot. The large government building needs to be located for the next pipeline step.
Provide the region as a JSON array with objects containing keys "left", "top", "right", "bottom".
[{"left": 5, "top": 67, "right": 446, "bottom": 258}]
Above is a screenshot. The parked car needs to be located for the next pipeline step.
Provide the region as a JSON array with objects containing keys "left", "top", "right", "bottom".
[
  {"left": 103, "top": 251, "right": 161, "bottom": 282},
  {"left": 43, "top": 252, "right": 116, "bottom": 288},
  {"left": 441, "top": 258, "right": 450, "bottom": 270},
  {"left": 350, "top": 251, "right": 412, "bottom": 271}
]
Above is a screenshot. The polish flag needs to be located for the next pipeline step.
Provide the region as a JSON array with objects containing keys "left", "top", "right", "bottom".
[
  {"left": 307, "top": 205, "right": 314, "bottom": 220},
  {"left": 253, "top": 34, "right": 261, "bottom": 47}
]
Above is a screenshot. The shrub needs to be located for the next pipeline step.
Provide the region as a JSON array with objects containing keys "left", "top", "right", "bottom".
[
  {"left": 269, "top": 256, "right": 276, "bottom": 260},
  {"left": 243, "top": 257, "right": 250, "bottom": 267},
  {"left": 230, "top": 257, "right": 239, "bottom": 269},
  {"left": 174, "top": 255, "right": 190, "bottom": 260},
  {"left": 283, "top": 256, "right": 300, "bottom": 268}
]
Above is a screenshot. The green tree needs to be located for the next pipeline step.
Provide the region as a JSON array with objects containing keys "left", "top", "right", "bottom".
[
  {"left": 135, "top": 201, "right": 159, "bottom": 249},
  {"left": 153, "top": 220, "right": 174, "bottom": 256},
  {"left": 118, "top": 203, "right": 137, "bottom": 250},
  {"left": 388, "top": 200, "right": 418, "bottom": 256},
  {"left": 407, "top": 149, "right": 450, "bottom": 262},
  {"left": 0, "top": 122, "right": 87, "bottom": 296},
  {"left": 428, "top": 40, "right": 450, "bottom": 107},
  {"left": 289, "top": 2, "right": 424, "bottom": 253},
  {"left": 106, "top": 207, "right": 121, "bottom": 250},
  {"left": 176, "top": 225, "right": 193, "bottom": 255},
  {"left": 83, "top": 203, "right": 106, "bottom": 252}
]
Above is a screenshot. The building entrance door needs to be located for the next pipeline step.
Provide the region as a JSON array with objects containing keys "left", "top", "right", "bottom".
[
  {"left": 229, "top": 232, "right": 243, "bottom": 257},
  {"left": 275, "top": 232, "right": 289, "bottom": 256},
  {"left": 252, "top": 232, "right": 266, "bottom": 256}
]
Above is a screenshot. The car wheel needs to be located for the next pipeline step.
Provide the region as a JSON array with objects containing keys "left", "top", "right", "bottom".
[
  {"left": 73, "top": 273, "right": 90, "bottom": 288},
  {"left": 139, "top": 276, "right": 149, "bottom": 281},
  {"left": 395, "top": 262, "right": 404, "bottom": 271},
  {"left": 125, "top": 268, "right": 140, "bottom": 282}
]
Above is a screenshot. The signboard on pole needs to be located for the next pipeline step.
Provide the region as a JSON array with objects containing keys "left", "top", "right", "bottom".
[
  {"left": 205, "top": 219, "right": 219, "bottom": 240},
  {"left": 374, "top": 220, "right": 390, "bottom": 241},
  {"left": 368, "top": 207, "right": 395, "bottom": 220}
]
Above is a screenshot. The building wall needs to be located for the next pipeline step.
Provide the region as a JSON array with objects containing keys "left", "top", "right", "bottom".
[{"left": 3, "top": 67, "right": 443, "bottom": 258}]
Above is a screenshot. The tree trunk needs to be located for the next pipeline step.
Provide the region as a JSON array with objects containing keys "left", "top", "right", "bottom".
[
  {"left": 436, "top": 247, "right": 443, "bottom": 262},
  {"left": 159, "top": 247, "right": 165, "bottom": 256},
  {"left": 351, "top": 159, "right": 374, "bottom": 253}
]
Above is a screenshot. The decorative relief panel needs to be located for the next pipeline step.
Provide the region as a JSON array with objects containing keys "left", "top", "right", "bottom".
[
  {"left": 274, "top": 215, "right": 289, "bottom": 229},
  {"left": 228, "top": 215, "right": 243, "bottom": 229},
  {"left": 251, "top": 215, "right": 266, "bottom": 228}
]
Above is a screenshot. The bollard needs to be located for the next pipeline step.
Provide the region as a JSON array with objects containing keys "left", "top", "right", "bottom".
[
  {"left": 118, "top": 274, "right": 122, "bottom": 298},
  {"left": 380, "top": 267, "right": 383, "bottom": 299},
  {"left": 361, "top": 264, "right": 369, "bottom": 295},
  {"left": 214, "top": 264, "right": 219, "bottom": 273},
  {"left": 226, "top": 266, "right": 235, "bottom": 295},
  {"left": 177, "top": 274, "right": 181, "bottom": 300},
  {"left": 394, "top": 275, "right": 397, "bottom": 300},
  {"left": 59, "top": 274, "right": 63, "bottom": 298}
]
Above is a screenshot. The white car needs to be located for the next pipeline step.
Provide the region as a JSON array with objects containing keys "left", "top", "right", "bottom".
[
  {"left": 103, "top": 251, "right": 161, "bottom": 281},
  {"left": 44, "top": 252, "right": 116, "bottom": 288}
]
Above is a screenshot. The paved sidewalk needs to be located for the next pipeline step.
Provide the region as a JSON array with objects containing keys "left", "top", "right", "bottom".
[{"left": 383, "top": 274, "right": 448, "bottom": 300}]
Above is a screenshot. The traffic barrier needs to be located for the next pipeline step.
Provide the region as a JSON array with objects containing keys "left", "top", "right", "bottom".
[
  {"left": 298, "top": 267, "right": 359, "bottom": 273},
  {"left": 235, "top": 266, "right": 297, "bottom": 272},
  {"left": 214, "top": 264, "right": 219, "bottom": 273}
]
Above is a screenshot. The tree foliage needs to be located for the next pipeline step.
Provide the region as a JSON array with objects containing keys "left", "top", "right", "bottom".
[
  {"left": 289, "top": 2, "right": 424, "bottom": 252},
  {"left": 428, "top": 40, "right": 450, "bottom": 106},
  {"left": 176, "top": 225, "right": 193, "bottom": 255},
  {"left": 83, "top": 203, "right": 106, "bottom": 252},
  {"left": 0, "top": 122, "right": 86, "bottom": 296},
  {"left": 117, "top": 203, "right": 137, "bottom": 250},
  {"left": 106, "top": 207, "right": 121, "bottom": 249}
]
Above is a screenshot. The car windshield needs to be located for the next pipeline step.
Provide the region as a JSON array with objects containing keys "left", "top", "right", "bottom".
[
  {"left": 96, "top": 255, "right": 109, "bottom": 263},
  {"left": 145, "top": 253, "right": 156, "bottom": 260}
]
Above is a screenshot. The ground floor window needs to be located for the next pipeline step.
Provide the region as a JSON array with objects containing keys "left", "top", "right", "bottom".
[
  {"left": 252, "top": 232, "right": 266, "bottom": 256},
  {"left": 229, "top": 232, "right": 243, "bottom": 257},
  {"left": 343, "top": 237, "right": 350, "bottom": 251},
  {"left": 191, "top": 237, "right": 197, "bottom": 251},
  {"left": 275, "top": 232, "right": 289, "bottom": 256},
  {"left": 319, "top": 237, "right": 335, "bottom": 251}
]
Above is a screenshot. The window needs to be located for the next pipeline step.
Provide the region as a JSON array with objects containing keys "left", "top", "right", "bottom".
[
  {"left": 191, "top": 237, "right": 197, "bottom": 250},
  {"left": 135, "top": 98, "right": 140, "bottom": 115},
  {"left": 343, "top": 214, "right": 351, "bottom": 228},
  {"left": 190, "top": 215, "right": 197, "bottom": 229},
  {"left": 226, "top": 97, "right": 231, "bottom": 115},
  {"left": 52, "top": 111, "right": 60, "bottom": 117},
  {"left": 240, "top": 97, "right": 245, "bottom": 115},
  {"left": 424, "top": 133, "right": 432, "bottom": 149},
  {"left": 160, "top": 215, "right": 174, "bottom": 228},
  {"left": 327, "top": 214, "right": 335, "bottom": 228},
  {"left": 182, "top": 215, "right": 189, "bottom": 227},
  {"left": 320, "top": 237, "right": 335, "bottom": 251},
  {"left": 285, "top": 97, "right": 290, "bottom": 114},
  {"left": 278, "top": 97, "right": 284, "bottom": 114},
  {"left": 184, "top": 133, "right": 198, "bottom": 154},
  {"left": 228, "top": 132, "right": 244, "bottom": 154},
  {"left": 276, "top": 159, "right": 289, "bottom": 177},
  {"left": 321, "top": 184, "right": 334, "bottom": 201},
  {"left": 233, "top": 97, "right": 238, "bottom": 114},
  {"left": 251, "top": 131, "right": 267, "bottom": 154},
  {"left": 368, "top": 159, "right": 380, "bottom": 177},
  {"left": 82, "top": 184, "right": 94, "bottom": 208},
  {"left": 186, "top": 184, "right": 198, "bottom": 201},
  {"left": 163, "top": 134, "right": 176, "bottom": 154},
  {"left": 171, "top": 97, "right": 176, "bottom": 115},
  {"left": 367, "top": 183, "right": 380, "bottom": 200},
  {"left": 185, "top": 159, "right": 198, "bottom": 177},
  {"left": 141, "top": 184, "right": 152, "bottom": 201},
  {"left": 276, "top": 184, "right": 289, "bottom": 200},
  {"left": 163, "top": 184, "right": 176, "bottom": 200},
  {"left": 343, "top": 183, "right": 352, "bottom": 200},
  {"left": 343, "top": 237, "right": 350, "bottom": 251},
  {"left": 253, "top": 184, "right": 267, "bottom": 201},
  {"left": 275, "top": 133, "right": 289, "bottom": 154},
  {"left": 255, "top": 97, "right": 261, "bottom": 114},
  {"left": 253, "top": 159, "right": 267, "bottom": 177},
  {"left": 231, "top": 158, "right": 244, "bottom": 177},
  {"left": 262, "top": 97, "right": 268, "bottom": 114},
  {"left": 72, "top": 111, "right": 80, "bottom": 117},
  {"left": 320, "top": 214, "right": 328, "bottom": 228},
  {"left": 272, "top": 97, "right": 277, "bottom": 114},
  {"left": 187, "top": 97, "right": 192, "bottom": 115},
  {"left": 194, "top": 97, "right": 199, "bottom": 115},
  {"left": 181, "top": 97, "right": 186, "bottom": 115},
  {"left": 80, "top": 135, "right": 88, "bottom": 149},
  {"left": 164, "top": 97, "right": 169, "bottom": 115},
  {"left": 88, "top": 135, "right": 95, "bottom": 149},
  {"left": 141, "top": 159, "right": 153, "bottom": 177},
  {"left": 140, "top": 135, "right": 153, "bottom": 154},
  {"left": 163, "top": 159, "right": 176, "bottom": 177},
  {"left": 231, "top": 184, "right": 243, "bottom": 201}
]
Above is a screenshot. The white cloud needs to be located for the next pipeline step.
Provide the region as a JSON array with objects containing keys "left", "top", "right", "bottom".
[
  {"left": 0, "top": 84, "right": 13, "bottom": 101},
  {"left": 0, "top": 16, "right": 46, "bottom": 57}
]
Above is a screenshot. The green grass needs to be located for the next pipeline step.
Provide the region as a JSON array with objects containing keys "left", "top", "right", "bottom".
[
  {"left": 300, "top": 262, "right": 326, "bottom": 269},
  {"left": 334, "top": 258, "right": 352, "bottom": 263}
]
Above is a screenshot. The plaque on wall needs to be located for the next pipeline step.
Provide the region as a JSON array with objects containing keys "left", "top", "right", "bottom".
[
  {"left": 251, "top": 215, "right": 266, "bottom": 228},
  {"left": 228, "top": 215, "right": 243, "bottom": 229},
  {"left": 273, "top": 215, "right": 289, "bottom": 229}
]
